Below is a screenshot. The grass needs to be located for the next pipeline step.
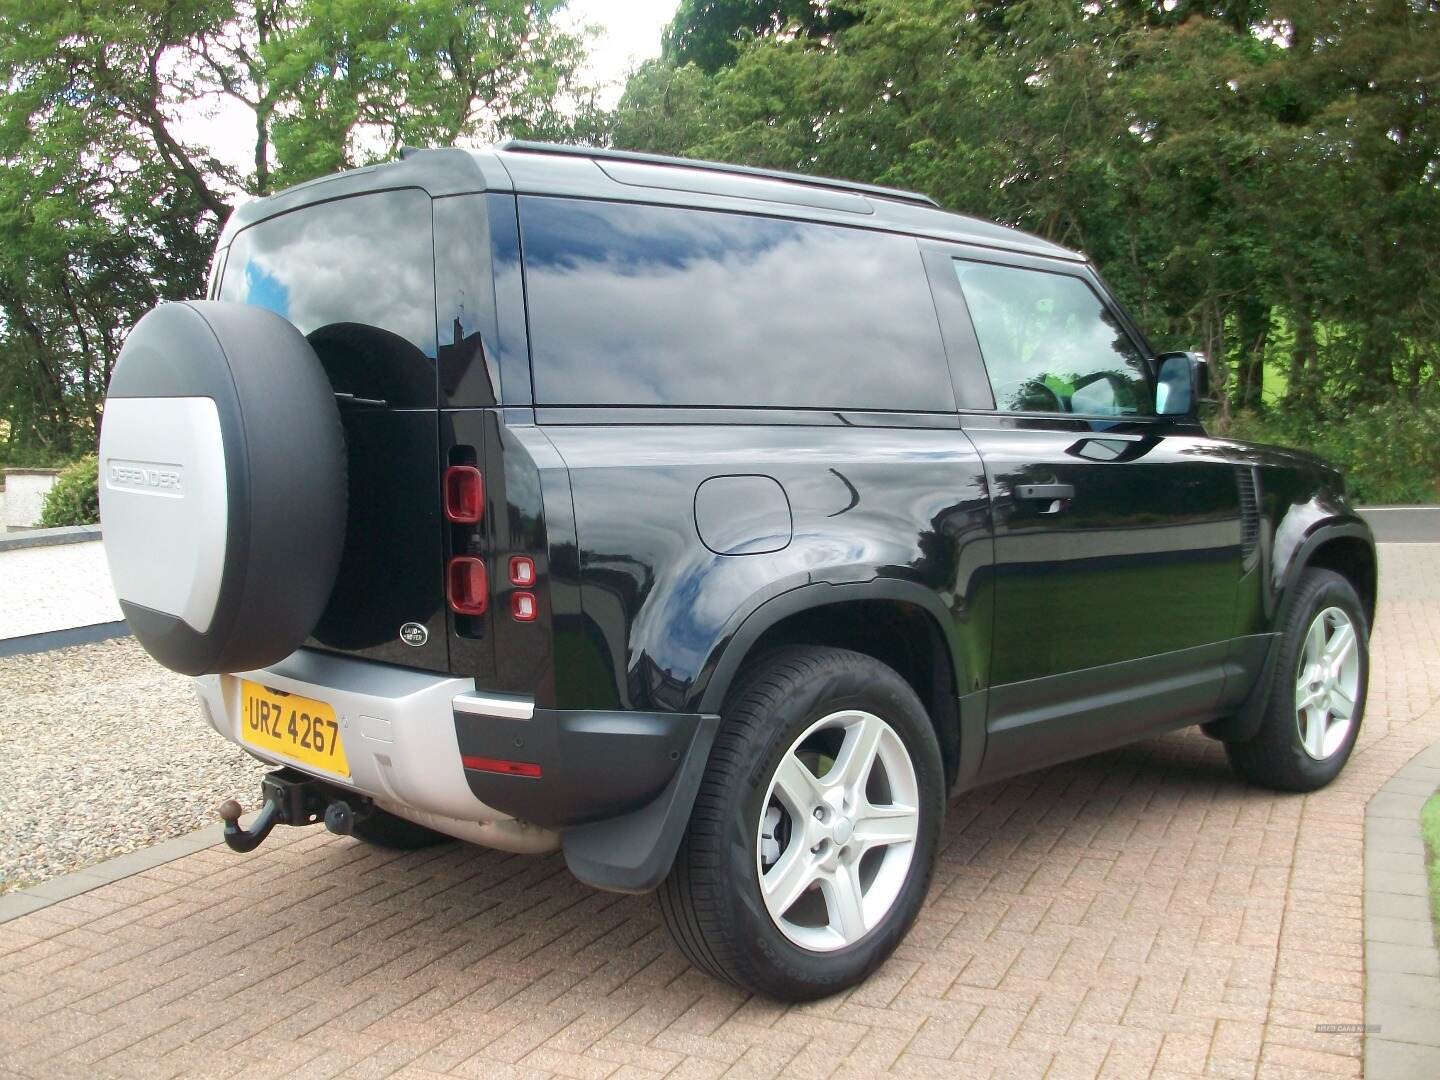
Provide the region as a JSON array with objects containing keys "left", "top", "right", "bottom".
[{"left": 1423, "top": 791, "right": 1440, "bottom": 945}]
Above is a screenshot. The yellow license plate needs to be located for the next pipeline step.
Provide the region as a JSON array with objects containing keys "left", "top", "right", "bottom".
[{"left": 240, "top": 681, "right": 349, "bottom": 778}]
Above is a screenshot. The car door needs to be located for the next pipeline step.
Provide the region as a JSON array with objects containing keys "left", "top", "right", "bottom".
[{"left": 921, "top": 241, "right": 1246, "bottom": 779}]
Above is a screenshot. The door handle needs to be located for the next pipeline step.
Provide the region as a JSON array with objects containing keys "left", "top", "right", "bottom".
[{"left": 1015, "top": 483, "right": 1075, "bottom": 501}]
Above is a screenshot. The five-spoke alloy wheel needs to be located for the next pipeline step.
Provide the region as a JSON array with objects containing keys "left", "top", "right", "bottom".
[
  {"left": 1226, "top": 567, "right": 1369, "bottom": 792},
  {"left": 1293, "top": 606, "right": 1362, "bottom": 761},
  {"left": 757, "top": 709, "right": 920, "bottom": 951},
  {"left": 659, "top": 647, "right": 944, "bottom": 1000}
]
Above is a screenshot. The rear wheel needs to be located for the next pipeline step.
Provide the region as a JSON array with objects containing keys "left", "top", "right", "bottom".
[
  {"left": 1225, "top": 568, "right": 1368, "bottom": 792},
  {"left": 658, "top": 647, "right": 944, "bottom": 1000}
]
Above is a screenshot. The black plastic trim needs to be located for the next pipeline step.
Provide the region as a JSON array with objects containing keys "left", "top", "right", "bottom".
[
  {"left": 455, "top": 705, "right": 718, "bottom": 828},
  {"left": 562, "top": 714, "right": 720, "bottom": 893},
  {"left": 1202, "top": 633, "right": 1282, "bottom": 742},
  {"left": 979, "top": 641, "right": 1233, "bottom": 782},
  {"left": 696, "top": 579, "right": 966, "bottom": 715}
]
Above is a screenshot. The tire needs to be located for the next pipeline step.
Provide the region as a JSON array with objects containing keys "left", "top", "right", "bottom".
[
  {"left": 351, "top": 807, "right": 451, "bottom": 851},
  {"left": 1225, "top": 568, "right": 1369, "bottom": 792},
  {"left": 99, "top": 301, "right": 347, "bottom": 675},
  {"left": 658, "top": 647, "right": 945, "bottom": 1000}
]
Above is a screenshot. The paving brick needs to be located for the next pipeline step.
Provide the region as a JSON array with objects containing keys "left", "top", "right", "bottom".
[{"left": 5, "top": 583, "right": 1440, "bottom": 1078}]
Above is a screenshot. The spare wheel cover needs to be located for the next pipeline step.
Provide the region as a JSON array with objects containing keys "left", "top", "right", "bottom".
[{"left": 99, "top": 300, "right": 346, "bottom": 675}]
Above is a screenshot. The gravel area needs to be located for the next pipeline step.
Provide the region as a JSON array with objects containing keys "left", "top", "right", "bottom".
[{"left": 0, "top": 636, "right": 265, "bottom": 893}]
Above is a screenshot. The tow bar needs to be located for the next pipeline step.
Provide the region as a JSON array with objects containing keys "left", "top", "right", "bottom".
[{"left": 218, "top": 768, "right": 370, "bottom": 853}]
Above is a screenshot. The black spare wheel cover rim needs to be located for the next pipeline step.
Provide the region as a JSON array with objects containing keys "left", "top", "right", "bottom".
[{"left": 99, "top": 300, "right": 347, "bottom": 676}]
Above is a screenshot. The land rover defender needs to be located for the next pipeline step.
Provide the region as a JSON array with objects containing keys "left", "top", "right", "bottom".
[{"left": 97, "top": 142, "right": 1376, "bottom": 999}]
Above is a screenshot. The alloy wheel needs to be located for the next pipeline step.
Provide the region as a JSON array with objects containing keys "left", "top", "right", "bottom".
[
  {"left": 755, "top": 709, "right": 920, "bottom": 952},
  {"left": 1294, "top": 606, "right": 1362, "bottom": 761}
]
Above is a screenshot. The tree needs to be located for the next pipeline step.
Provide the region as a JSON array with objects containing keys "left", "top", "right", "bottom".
[
  {"left": 0, "top": 0, "right": 597, "bottom": 458},
  {"left": 661, "top": 1, "right": 858, "bottom": 73},
  {"left": 611, "top": 0, "right": 1440, "bottom": 419}
]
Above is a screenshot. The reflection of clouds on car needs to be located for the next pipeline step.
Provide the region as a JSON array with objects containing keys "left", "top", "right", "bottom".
[
  {"left": 522, "top": 198, "right": 954, "bottom": 412},
  {"left": 220, "top": 190, "right": 438, "bottom": 358}
]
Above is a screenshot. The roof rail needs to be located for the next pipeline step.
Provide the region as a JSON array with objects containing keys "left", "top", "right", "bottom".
[{"left": 497, "top": 140, "right": 940, "bottom": 209}]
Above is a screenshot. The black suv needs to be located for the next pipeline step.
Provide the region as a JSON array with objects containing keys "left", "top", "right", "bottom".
[{"left": 98, "top": 142, "right": 1376, "bottom": 1000}]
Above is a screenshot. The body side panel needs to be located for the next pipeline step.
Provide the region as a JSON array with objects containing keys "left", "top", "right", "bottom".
[{"left": 538, "top": 421, "right": 994, "bottom": 719}]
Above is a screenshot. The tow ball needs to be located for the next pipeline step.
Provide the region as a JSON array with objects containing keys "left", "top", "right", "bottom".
[{"left": 218, "top": 767, "right": 370, "bottom": 852}]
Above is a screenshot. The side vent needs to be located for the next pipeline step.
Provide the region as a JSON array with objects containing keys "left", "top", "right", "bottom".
[{"left": 1237, "top": 466, "right": 1260, "bottom": 569}]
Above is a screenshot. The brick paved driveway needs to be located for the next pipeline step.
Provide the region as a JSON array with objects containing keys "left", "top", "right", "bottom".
[{"left": 2, "top": 545, "right": 1438, "bottom": 1080}]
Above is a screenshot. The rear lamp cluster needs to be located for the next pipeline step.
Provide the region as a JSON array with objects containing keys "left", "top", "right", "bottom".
[{"left": 443, "top": 465, "right": 538, "bottom": 623}]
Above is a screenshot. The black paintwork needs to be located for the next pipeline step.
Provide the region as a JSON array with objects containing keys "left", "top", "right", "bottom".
[{"left": 213, "top": 144, "right": 1376, "bottom": 891}]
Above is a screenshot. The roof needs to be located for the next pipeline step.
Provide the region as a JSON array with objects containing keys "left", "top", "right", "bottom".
[
  {"left": 219, "top": 143, "right": 1083, "bottom": 264},
  {"left": 495, "top": 140, "right": 941, "bottom": 208}
]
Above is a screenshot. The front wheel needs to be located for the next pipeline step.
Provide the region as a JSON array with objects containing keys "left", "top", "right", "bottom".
[
  {"left": 1225, "top": 568, "right": 1369, "bottom": 792},
  {"left": 658, "top": 647, "right": 945, "bottom": 1000}
]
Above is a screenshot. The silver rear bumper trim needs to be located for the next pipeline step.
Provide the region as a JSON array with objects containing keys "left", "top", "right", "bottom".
[{"left": 452, "top": 691, "right": 535, "bottom": 720}]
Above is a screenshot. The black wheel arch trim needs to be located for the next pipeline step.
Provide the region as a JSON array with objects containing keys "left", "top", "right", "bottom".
[
  {"left": 1208, "top": 520, "right": 1375, "bottom": 743},
  {"left": 1272, "top": 518, "right": 1377, "bottom": 625},
  {"left": 693, "top": 578, "right": 967, "bottom": 717}
]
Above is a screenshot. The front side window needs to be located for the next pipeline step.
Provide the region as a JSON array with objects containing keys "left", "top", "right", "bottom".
[
  {"left": 953, "top": 261, "right": 1150, "bottom": 417},
  {"left": 521, "top": 198, "right": 953, "bottom": 411}
]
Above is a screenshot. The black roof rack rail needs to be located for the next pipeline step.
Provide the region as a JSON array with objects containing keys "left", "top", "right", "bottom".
[{"left": 497, "top": 140, "right": 941, "bottom": 209}]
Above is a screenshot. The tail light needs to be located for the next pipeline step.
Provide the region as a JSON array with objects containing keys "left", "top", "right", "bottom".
[
  {"left": 447, "top": 556, "right": 488, "bottom": 615},
  {"left": 511, "top": 591, "right": 537, "bottom": 622},
  {"left": 443, "top": 465, "right": 484, "bottom": 523}
]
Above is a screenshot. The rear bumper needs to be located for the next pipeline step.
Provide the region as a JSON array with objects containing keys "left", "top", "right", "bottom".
[
  {"left": 455, "top": 705, "right": 710, "bottom": 828},
  {"left": 195, "top": 649, "right": 551, "bottom": 850},
  {"left": 194, "top": 648, "right": 718, "bottom": 888}
]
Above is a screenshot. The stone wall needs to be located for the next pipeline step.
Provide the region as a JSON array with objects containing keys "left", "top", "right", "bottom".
[{"left": 2, "top": 469, "right": 59, "bottom": 531}]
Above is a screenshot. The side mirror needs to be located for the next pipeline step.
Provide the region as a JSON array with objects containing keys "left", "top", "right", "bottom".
[{"left": 1155, "top": 351, "right": 1210, "bottom": 417}]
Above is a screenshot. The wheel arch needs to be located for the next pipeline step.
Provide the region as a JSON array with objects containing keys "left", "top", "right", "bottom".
[
  {"left": 1211, "top": 519, "right": 1377, "bottom": 744},
  {"left": 1299, "top": 532, "right": 1377, "bottom": 630},
  {"left": 696, "top": 581, "right": 966, "bottom": 786}
]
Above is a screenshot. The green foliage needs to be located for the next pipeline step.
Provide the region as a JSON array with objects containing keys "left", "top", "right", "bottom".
[
  {"left": 0, "top": 0, "right": 598, "bottom": 460},
  {"left": 1221, "top": 395, "right": 1440, "bottom": 505},
  {"left": 662, "top": 1, "right": 858, "bottom": 73},
  {"left": 1422, "top": 791, "right": 1440, "bottom": 945},
  {"left": 38, "top": 455, "right": 99, "bottom": 528},
  {"left": 610, "top": 0, "right": 1440, "bottom": 471}
]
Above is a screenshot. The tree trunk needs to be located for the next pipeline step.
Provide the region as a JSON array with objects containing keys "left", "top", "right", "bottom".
[
  {"left": 1284, "top": 274, "right": 1317, "bottom": 410},
  {"left": 1233, "top": 299, "right": 1269, "bottom": 412}
]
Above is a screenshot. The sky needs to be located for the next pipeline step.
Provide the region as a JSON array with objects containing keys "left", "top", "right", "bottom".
[
  {"left": 566, "top": 0, "right": 677, "bottom": 106},
  {"left": 175, "top": 1, "right": 676, "bottom": 177}
]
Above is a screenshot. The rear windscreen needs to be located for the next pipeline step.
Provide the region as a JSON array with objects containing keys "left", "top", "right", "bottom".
[
  {"left": 520, "top": 197, "right": 953, "bottom": 412},
  {"left": 218, "top": 189, "right": 437, "bottom": 407}
]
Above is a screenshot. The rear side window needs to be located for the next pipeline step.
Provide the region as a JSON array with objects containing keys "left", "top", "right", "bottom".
[
  {"left": 218, "top": 189, "right": 437, "bottom": 406},
  {"left": 953, "top": 260, "right": 1151, "bottom": 417},
  {"left": 520, "top": 198, "right": 952, "bottom": 411}
]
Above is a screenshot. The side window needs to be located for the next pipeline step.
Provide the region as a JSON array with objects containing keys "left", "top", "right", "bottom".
[
  {"left": 521, "top": 198, "right": 953, "bottom": 411},
  {"left": 952, "top": 260, "right": 1151, "bottom": 417}
]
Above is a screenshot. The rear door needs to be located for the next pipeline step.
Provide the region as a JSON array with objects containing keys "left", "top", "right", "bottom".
[
  {"left": 923, "top": 243, "right": 1244, "bottom": 777},
  {"left": 216, "top": 188, "right": 453, "bottom": 672}
]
